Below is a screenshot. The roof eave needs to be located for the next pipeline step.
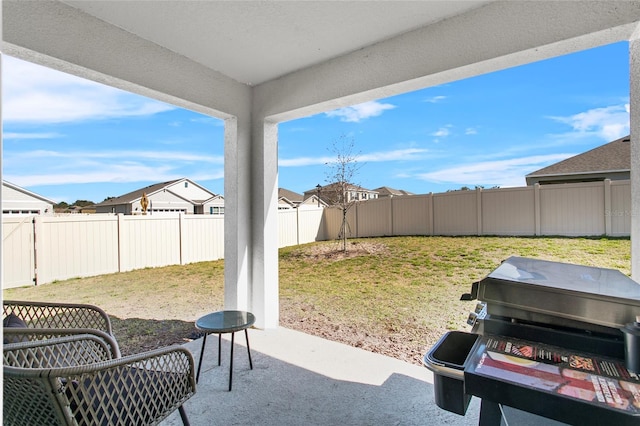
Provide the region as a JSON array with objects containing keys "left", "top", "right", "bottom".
[{"left": 526, "top": 169, "right": 630, "bottom": 178}]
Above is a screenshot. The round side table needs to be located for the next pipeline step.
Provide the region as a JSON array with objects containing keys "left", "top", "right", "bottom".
[{"left": 195, "top": 310, "right": 255, "bottom": 391}]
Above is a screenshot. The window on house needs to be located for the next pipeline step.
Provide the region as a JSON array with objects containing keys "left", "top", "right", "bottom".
[
  {"left": 210, "top": 206, "right": 224, "bottom": 215},
  {"left": 3, "top": 210, "right": 39, "bottom": 215},
  {"left": 185, "top": 182, "right": 188, "bottom": 188}
]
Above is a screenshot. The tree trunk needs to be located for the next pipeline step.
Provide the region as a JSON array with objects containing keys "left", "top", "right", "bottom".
[{"left": 341, "top": 208, "right": 348, "bottom": 252}]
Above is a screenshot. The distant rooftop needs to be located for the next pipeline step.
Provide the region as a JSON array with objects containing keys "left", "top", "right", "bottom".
[
  {"left": 374, "top": 186, "right": 415, "bottom": 197},
  {"left": 94, "top": 179, "right": 182, "bottom": 206},
  {"left": 527, "top": 135, "right": 630, "bottom": 178},
  {"left": 278, "top": 188, "right": 303, "bottom": 203}
]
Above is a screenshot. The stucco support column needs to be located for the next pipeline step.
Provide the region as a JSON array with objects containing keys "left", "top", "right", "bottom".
[
  {"left": 250, "top": 119, "right": 279, "bottom": 329},
  {"left": 224, "top": 116, "right": 251, "bottom": 311},
  {"left": 631, "top": 28, "right": 640, "bottom": 281}
]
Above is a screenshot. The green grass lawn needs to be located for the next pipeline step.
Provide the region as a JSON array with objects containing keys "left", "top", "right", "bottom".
[{"left": 4, "top": 236, "right": 631, "bottom": 364}]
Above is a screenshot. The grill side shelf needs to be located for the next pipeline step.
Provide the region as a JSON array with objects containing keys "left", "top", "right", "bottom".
[
  {"left": 479, "top": 316, "right": 626, "bottom": 360},
  {"left": 464, "top": 335, "right": 640, "bottom": 426}
]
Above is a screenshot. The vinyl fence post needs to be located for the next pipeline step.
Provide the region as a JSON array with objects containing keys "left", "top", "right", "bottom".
[
  {"left": 389, "top": 197, "right": 394, "bottom": 236},
  {"left": 604, "top": 179, "right": 612, "bottom": 236},
  {"left": 117, "top": 214, "right": 124, "bottom": 272},
  {"left": 179, "top": 213, "right": 185, "bottom": 265},
  {"left": 476, "top": 187, "right": 483, "bottom": 236},
  {"left": 429, "top": 192, "right": 435, "bottom": 236},
  {"left": 33, "top": 216, "right": 41, "bottom": 285},
  {"left": 534, "top": 183, "right": 541, "bottom": 236},
  {"left": 354, "top": 203, "right": 359, "bottom": 238},
  {"left": 296, "top": 207, "right": 301, "bottom": 246}
]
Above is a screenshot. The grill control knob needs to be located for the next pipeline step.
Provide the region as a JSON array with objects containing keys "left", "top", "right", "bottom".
[
  {"left": 467, "top": 302, "right": 486, "bottom": 326},
  {"left": 467, "top": 312, "right": 478, "bottom": 326}
]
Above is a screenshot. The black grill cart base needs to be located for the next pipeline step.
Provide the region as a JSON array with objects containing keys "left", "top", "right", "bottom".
[{"left": 424, "top": 257, "right": 640, "bottom": 426}]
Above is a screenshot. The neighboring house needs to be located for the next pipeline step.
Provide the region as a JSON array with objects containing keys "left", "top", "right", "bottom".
[
  {"left": 64, "top": 205, "right": 96, "bottom": 214},
  {"left": 278, "top": 197, "right": 296, "bottom": 210},
  {"left": 278, "top": 188, "right": 326, "bottom": 210},
  {"left": 204, "top": 195, "right": 225, "bottom": 215},
  {"left": 80, "top": 205, "right": 97, "bottom": 214},
  {"left": 2, "top": 180, "right": 55, "bottom": 215},
  {"left": 297, "top": 196, "right": 326, "bottom": 210},
  {"left": 278, "top": 188, "right": 303, "bottom": 210},
  {"left": 373, "top": 186, "right": 414, "bottom": 198},
  {"left": 94, "top": 178, "right": 223, "bottom": 215},
  {"left": 526, "top": 135, "right": 630, "bottom": 185},
  {"left": 303, "top": 183, "right": 379, "bottom": 206}
]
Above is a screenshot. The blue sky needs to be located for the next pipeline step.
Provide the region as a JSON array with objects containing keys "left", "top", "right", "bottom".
[{"left": 2, "top": 41, "right": 630, "bottom": 204}]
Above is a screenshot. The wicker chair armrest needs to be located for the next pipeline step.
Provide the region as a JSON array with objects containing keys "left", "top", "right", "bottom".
[
  {"left": 55, "top": 346, "right": 196, "bottom": 426},
  {"left": 4, "top": 345, "right": 195, "bottom": 426},
  {"left": 3, "top": 300, "right": 113, "bottom": 334},
  {"left": 4, "top": 333, "right": 118, "bottom": 369},
  {"left": 58, "top": 344, "right": 195, "bottom": 379},
  {"left": 3, "top": 327, "right": 121, "bottom": 358}
]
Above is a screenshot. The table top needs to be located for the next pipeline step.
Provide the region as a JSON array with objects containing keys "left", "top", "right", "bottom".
[{"left": 196, "top": 310, "right": 255, "bottom": 333}]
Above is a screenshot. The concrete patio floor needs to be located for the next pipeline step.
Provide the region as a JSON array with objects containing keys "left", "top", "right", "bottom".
[{"left": 160, "top": 326, "right": 483, "bottom": 425}]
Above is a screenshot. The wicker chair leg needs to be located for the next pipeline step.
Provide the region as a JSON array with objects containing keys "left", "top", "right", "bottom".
[{"left": 179, "top": 405, "right": 190, "bottom": 426}]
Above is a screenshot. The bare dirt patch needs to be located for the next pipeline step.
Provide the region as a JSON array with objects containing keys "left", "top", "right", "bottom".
[{"left": 289, "top": 240, "right": 390, "bottom": 261}]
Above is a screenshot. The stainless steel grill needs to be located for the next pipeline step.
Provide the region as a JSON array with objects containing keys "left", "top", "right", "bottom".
[{"left": 424, "top": 256, "right": 640, "bottom": 426}]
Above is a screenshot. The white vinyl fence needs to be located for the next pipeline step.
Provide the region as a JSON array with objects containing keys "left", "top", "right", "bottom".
[
  {"left": 2, "top": 208, "right": 325, "bottom": 289},
  {"left": 321, "top": 180, "right": 631, "bottom": 239},
  {"left": 2, "top": 180, "right": 630, "bottom": 289},
  {"left": 3, "top": 216, "right": 36, "bottom": 288}
]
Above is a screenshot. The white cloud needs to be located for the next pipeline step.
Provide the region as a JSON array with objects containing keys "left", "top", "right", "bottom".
[
  {"left": 465, "top": 128, "right": 478, "bottom": 135},
  {"left": 416, "top": 154, "right": 574, "bottom": 187},
  {"left": 424, "top": 96, "right": 446, "bottom": 103},
  {"left": 190, "top": 170, "right": 225, "bottom": 181},
  {"left": 6, "top": 167, "right": 176, "bottom": 187},
  {"left": 549, "top": 104, "right": 629, "bottom": 141},
  {"left": 189, "top": 116, "right": 224, "bottom": 126},
  {"left": 6, "top": 165, "right": 225, "bottom": 187},
  {"left": 3, "top": 132, "right": 63, "bottom": 140},
  {"left": 432, "top": 127, "right": 451, "bottom": 138},
  {"left": 278, "top": 155, "right": 333, "bottom": 167},
  {"left": 279, "top": 148, "right": 428, "bottom": 167},
  {"left": 3, "top": 148, "right": 225, "bottom": 187},
  {"left": 3, "top": 56, "right": 175, "bottom": 123},
  {"left": 358, "top": 148, "right": 428, "bottom": 162},
  {"left": 324, "top": 101, "right": 396, "bottom": 123},
  {"left": 8, "top": 149, "right": 224, "bottom": 164}
]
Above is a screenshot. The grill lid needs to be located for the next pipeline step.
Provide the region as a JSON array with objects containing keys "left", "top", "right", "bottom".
[
  {"left": 475, "top": 256, "right": 640, "bottom": 332},
  {"left": 488, "top": 256, "right": 640, "bottom": 300}
]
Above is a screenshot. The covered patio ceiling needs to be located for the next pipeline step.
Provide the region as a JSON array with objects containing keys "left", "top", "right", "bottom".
[
  {"left": 62, "top": 1, "right": 493, "bottom": 87},
  {"left": 3, "top": 1, "right": 640, "bottom": 328},
  {"left": 6, "top": 1, "right": 639, "bottom": 120}
]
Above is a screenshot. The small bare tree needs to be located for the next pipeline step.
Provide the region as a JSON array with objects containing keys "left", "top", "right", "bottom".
[{"left": 325, "top": 134, "right": 363, "bottom": 252}]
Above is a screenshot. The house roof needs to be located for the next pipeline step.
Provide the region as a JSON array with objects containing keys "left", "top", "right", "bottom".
[
  {"left": 278, "top": 188, "right": 303, "bottom": 203},
  {"left": 304, "top": 183, "right": 377, "bottom": 196},
  {"left": 95, "top": 179, "right": 182, "bottom": 206},
  {"left": 94, "top": 178, "right": 218, "bottom": 207},
  {"left": 2, "top": 180, "right": 56, "bottom": 204},
  {"left": 201, "top": 194, "right": 224, "bottom": 203},
  {"left": 373, "top": 186, "right": 415, "bottom": 196},
  {"left": 526, "top": 135, "right": 631, "bottom": 178},
  {"left": 299, "top": 196, "right": 327, "bottom": 208}
]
